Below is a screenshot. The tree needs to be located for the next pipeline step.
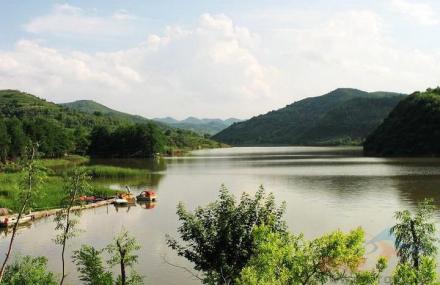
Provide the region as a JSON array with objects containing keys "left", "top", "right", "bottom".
[
  {"left": 166, "top": 185, "right": 287, "bottom": 284},
  {"left": 0, "top": 256, "right": 57, "bottom": 285},
  {"left": 0, "top": 119, "right": 10, "bottom": 162},
  {"left": 54, "top": 167, "right": 91, "bottom": 285},
  {"left": 0, "top": 147, "right": 46, "bottom": 282},
  {"left": 72, "top": 245, "right": 113, "bottom": 285},
  {"left": 5, "top": 118, "right": 28, "bottom": 160},
  {"left": 392, "top": 257, "right": 440, "bottom": 285},
  {"left": 390, "top": 199, "right": 437, "bottom": 270},
  {"left": 237, "top": 226, "right": 387, "bottom": 285},
  {"left": 106, "top": 229, "right": 143, "bottom": 285}
]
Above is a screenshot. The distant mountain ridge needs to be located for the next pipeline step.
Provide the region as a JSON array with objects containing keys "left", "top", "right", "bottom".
[
  {"left": 153, "top": 117, "right": 242, "bottom": 135},
  {"left": 213, "top": 88, "right": 406, "bottom": 146}
]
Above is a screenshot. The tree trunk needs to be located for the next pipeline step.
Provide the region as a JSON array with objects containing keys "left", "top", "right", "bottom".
[
  {"left": 0, "top": 185, "right": 32, "bottom": 281},
  {"left": 118, "top": 240, "right": 126, "bottom": 285},
  {"left": 410, "top": 220, "right": 419, "bottom": 270},
  {"left": 59, "top": 178, "right": 79, "bottom": 285}
]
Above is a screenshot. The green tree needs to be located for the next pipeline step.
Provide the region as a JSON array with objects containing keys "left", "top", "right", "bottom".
[
  {"left": 167, "top": 185, "right": 287, "bottom": 284},
  {"left": 106, "top": 229, "right": 143, "bottom": 285},
  {"left": 237, "top": 226, "right": 387, "bottom": 285},
  {"left": 390, "top": 199, "right": 437, "bottom": 270},
  {"left": 6, "top": 117, "right": 28, "bottom": 160},
  {"left": 0, "top": 119, "right": 10, "bottom": 162},
  {"left": 72, "top": 245, "right": 113, "bottom": 285},
  {"left": 0, "top": 147, "right": 46, "bottom": 282},
  {"left": 0, "top": 256, "right": 57, "bottom": 285},
  {"left": 392, "top": 257, "right": 440, "bottom": 285},
  {"left": 54, "top": 167, "right": 91, "bottom": 285}
]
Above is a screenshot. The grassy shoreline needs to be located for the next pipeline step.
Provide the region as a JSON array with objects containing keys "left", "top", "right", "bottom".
[{"left": 0, "top": 156, "right": 154, "bottom": 212}]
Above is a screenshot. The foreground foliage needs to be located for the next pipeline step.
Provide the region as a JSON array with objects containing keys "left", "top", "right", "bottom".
[
  {"left": 73, "top": 245, "right": 114, "bottom": 285},
  {"left": 106, "top": 229, "right": 143, "bottom": 285},
  {"left": 167, "top": 185, "right": 287, "bottom": 284},
  {"left": 54, "top": 167, "right": 92, "bottom": 285},
  {"left": 237, "top": 226, "right": 387, "bottom": 285},
  {"left": 0, "top": 148, "right": 46, "bottom": 281},
  {"left": 0, "top": 256, "right": 57, "bottom": 285},
  {"left": 391, "top": 199, "right": 437, "bottom": 269}
]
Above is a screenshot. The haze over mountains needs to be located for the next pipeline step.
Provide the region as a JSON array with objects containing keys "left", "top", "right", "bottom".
[
  {"left": 62, "top": 100, "right": 242, "bottom": 135},
  {"left": 214, "top": 88, "right": 406, "bottom": 146},
  {"left": 153, "top": 117, "right": 242, "bottom": 135}
]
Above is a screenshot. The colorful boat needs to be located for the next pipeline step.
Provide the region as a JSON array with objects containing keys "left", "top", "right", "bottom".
[{"left": 136, "top": 190, "right": 157, "bottom": 202}]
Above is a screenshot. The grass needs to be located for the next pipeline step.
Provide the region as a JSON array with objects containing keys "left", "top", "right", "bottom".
[
  {"left": 40, "top": 155, "right": 89, "bottom": 169},
  {"left": 0, "top": 157, "right": 151, "bottom": 212},
  {"left": 0, "top": 171, "right": 117, "bottom": 212},
  {"left": 84, "top": 165, "right": 148, "bottom": 178}
]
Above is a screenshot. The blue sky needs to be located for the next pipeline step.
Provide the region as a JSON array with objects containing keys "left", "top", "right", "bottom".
[{"left": 1, "top": 0, "right": 440, "bottom": 119}]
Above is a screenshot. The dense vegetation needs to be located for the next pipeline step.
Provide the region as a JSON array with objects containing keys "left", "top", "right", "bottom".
[
  {"left": 0, "top": 90, "right": 221, "bottom": 161},
  {"left": 167, "top": 187, "right": 439, "bottom": 285},
  {"left": 153, "top": 117, "right": 242, "bottom": 135},
  {"left": 214, "top": 88, "right": 405, "bottom": 146},
  {"left": 364, "top": 88, "right": 440, "bottom": 156}
]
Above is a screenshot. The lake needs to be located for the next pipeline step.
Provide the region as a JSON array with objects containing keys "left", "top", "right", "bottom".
[{"left": 3, "top": 146, "right": 440, "bottom": 284}]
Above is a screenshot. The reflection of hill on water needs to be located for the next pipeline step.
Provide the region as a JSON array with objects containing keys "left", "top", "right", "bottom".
[
  {"left": 93, "top": 172, "right": 165, "bottom": 190},
  {"left": 88, "top": 158, "right": 167, "bottom": 172},
  {"left": 276, "top": 174, "right": 440, "bottom": 212},
  {"left": 392, "top": 175, "right": 440, "bottom": 210}
]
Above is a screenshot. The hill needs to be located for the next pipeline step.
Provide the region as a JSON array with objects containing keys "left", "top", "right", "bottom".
[
  {"left": 213, "top": 88, "right": 406, "bottom": 146},
  {"left": 0, "top": 90, "right": 221, "bottom": 160},
  {"left": 62, "top": 100, "right": 155, "bottom": 125},
  {"left": 364, "top": 88, "right": 440, "bottom": 156},
  {"left": 154, "top": 116, "right": 242, "bottom": 135}
]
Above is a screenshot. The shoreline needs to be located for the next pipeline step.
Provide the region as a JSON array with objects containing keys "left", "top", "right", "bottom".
[{"left": 0, "top": 198, "right": 115, "bottom": 228}]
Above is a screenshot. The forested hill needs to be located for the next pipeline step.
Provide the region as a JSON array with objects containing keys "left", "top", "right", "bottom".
[
  {"left": 364, "top": 88, "right": 440, "bottom": 156},
  {"left": 0, "top": 90, "right": 221, "bottom": 161},
  {"left": 153, "top": 117, "right": 242, "bottom": 135},
  {"left": 213, "top": 88, "right": 406, "bottom": 146},
  {"left": 61, "top": 100, "right": 156, "bottom": 125}
]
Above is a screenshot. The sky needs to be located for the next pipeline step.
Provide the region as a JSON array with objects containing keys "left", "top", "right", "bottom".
[{"left": 1, "top": 0, "right": 440, "bottom": 119}]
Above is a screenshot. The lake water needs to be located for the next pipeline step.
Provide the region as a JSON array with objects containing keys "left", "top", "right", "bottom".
[{"left": 3, "top": 146, "right": 440, "bottom": 284}]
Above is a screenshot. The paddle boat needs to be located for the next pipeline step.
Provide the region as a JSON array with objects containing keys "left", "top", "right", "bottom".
[{"left": 136, "top": 190, "right": 157, "bottom": 202}]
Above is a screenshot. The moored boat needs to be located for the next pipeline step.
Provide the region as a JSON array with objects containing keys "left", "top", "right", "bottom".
[
  {"left": 136, "top": 190, "right": 157, "bottom": 202},
  {"left": 0, "top": 215, "right": 33, "bottom": 228}
]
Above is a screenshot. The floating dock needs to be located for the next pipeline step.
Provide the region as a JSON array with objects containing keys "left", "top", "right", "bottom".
[{"left": 0, "top": 198, "right": 115, "bottom": 228}]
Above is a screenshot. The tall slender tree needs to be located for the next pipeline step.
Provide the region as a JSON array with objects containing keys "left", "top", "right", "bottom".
[
  {"left": 54, "top": 167, "right": 91, "bottom": 285},
  {"left": 0, "top": 146, "right": 46, "bottom": 282},
  {"left": 106, "top": 229, "right": 143, "bottom": 285},
  {"left": 390, "top": 199, "right": 437, "bottom": 270}
]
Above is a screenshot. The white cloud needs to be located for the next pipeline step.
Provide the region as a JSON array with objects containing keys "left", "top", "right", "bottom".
[
  {"left": 267, "top": 10, "right": 440, "bottom": 98},
  {"left": 24, "top": 4, "right": 137, "bottom": 37},
  {"left": 389, "top": 0, "right": 439, "bottom": 26},
  {"left": 1, "top": 14, "right": 277, "bottom": 118},
  {"left": 2, "top": 9, "right": 440, "bottom": 119}
]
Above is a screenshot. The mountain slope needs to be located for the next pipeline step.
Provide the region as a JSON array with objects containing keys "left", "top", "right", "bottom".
[
  {"left": 154, "top": 117, "right": 242, "bottom": 135},
  {"left": 61, "top": 100, "right": 155, "bottom": 125},
  {"left": 213, "top": 88, "right": 406, "bottom": 146},
  {"left": 0, "top": 90, "right": 222, "bottom": 159},
  {"left": 364, "top": 88, "right": 440, "bottom": 156}
]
